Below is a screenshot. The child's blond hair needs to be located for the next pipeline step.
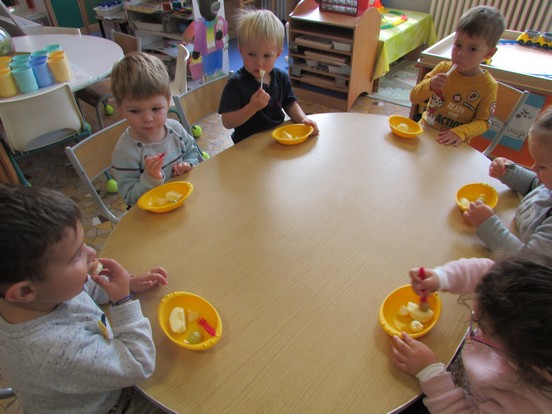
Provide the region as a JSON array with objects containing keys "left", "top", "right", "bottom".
[
  {"left": 456, "top": 6, "right": 505, "bottom": 48},
  {"left": 111, "top": 52, "right": 170, "bottom": 105},
  {"left": 236, "top": 9, "right": 284, "bottom": 50},
  {"left": 529, "top": 107, "right": 552, "bottom": 147}
]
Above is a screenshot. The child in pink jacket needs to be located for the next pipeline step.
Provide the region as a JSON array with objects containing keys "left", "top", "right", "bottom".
[{"left": 391, "top": 255, "right": 552, "bottom": 413}]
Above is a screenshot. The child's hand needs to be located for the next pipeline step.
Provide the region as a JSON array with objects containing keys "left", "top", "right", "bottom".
[
  {"left": 250, "top": 88, "right": 270, "bottom": 111},
  {"left": 172, "top": 162, "right": 192, "bottom": 177},
  {"left": 429, "top": 73, "right": 447, "bottom": 92},
  {"left": 489, "top": 157, "right": 513, "bottom": 178},
  {"left": 301, "top": 117, "right": 319, "bottom": 136},
  {"left": 144, "top": 152, "right": 165, "bottom": 180},
  {"left": 437, "top": 129, "right": 462, "bottom": 146},
  {"left": 392, "top": 332, "right": 438, "bottom": 376},
  {"left": 463, "top": 200, "right": 494, "bottom": 227},
  {"left": 130, "top": 266, "right": 169, "bottom": 293},
  {"left": 409, "top": 267, "right": 439, "bottom": 297},
  {"left": 90, "top": 258, "right": 131, "bottom": 304}
]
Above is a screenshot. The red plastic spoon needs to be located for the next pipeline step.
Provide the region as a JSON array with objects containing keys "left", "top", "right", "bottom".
[
  {"left": 197, "top": 317, "right": 216, "bottom": 336},
  {"left": 418, "top": 267, "right": 430, "bottom": 312}
]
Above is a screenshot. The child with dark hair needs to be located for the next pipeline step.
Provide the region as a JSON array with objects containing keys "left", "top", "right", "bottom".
[
  {"left": 410, "top": 6, "right": 506, "bottom": 146},
  {"left": 0, "top": 184, "right": 168, "bottom": 413},
  {"left": 391, "top": 254, "right": 552, "bottom": 413}
]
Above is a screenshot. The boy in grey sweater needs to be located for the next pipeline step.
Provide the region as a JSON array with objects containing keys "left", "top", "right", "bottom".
[{"left": 0, "top": 184, "right": 168, "bottom": 413}]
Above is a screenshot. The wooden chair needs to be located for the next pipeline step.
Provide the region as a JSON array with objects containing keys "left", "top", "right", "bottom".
[
  {"left": 75, "top": 30, "right": 141, "bottom": 130},
  {"left": 64, "top": 119, "right": 129, "bottom": 224},
  {"left": 170, "top": 43, "right": 190, "bottom": 97},
  {"left": 23, "top": 26, "right": 81, "bottom": 35},
  {"left": 173, "top": 73, "right": 229, "bottom": 134},
  {"left": 0, "top": 83, "right": 91, "bottom": 185},
  {"left": 469, "top": 82, "right": 531, "bottom": 165}
]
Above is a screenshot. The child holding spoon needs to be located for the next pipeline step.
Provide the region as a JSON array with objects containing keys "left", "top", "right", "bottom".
[
  {"left": 392, "top": 255, "right": 552, "bottom": 413},
  {"left": 219, "top": 9, "right": 318, "bottom": 144},
  {"left": 410, "top": 6, "right": 505, "bottom": 146},
  {"left": 110, "top": 52, "right": 203, "bottom": 206}
]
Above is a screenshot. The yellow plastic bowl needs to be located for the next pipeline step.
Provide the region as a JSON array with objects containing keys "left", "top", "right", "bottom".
[
  {"left": 379, "top": 284, "right": 441, "bottom": 339},
  {"left": 272, "top": 123, "right": 313, "bottom": 145},
  {"left": 388, "top": 115, "right": 423, "bottom": 138},
  {"left": 137, "top": 181, "right": 193, "bottom": 213},
  {"left": 158, "top": 291, "right": 222, "bottom": 351},
  {"left": 455, "top": 182, "right": 498, "bottom": 212}
]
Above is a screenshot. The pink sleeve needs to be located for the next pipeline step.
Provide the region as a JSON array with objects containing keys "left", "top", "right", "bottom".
[
  {"left": 420, "top": 369, "right": 476, "bottom": 413},
  {"left": 439, "top": 258, "right": 495, "bottom": 295}
]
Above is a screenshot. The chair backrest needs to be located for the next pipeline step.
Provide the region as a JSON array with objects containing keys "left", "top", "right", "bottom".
[
  {"left": 0, "top": 83, "right": 87, "bottom": 153},
  {"left": 170, "top": 43, "right": 190, "bottom": 96},
  {"left": 43, "top": 26, "right": 81, "bottom": 35},
  {"left": 111, "top": 29, "right": 141, "bottom": 55},
  {"left": 65, "top": 119, "right": 129, "bottom": 223},
  {"left": 173, "top": 73, "right": 229, "bottom": 133},
  {"left": 469, "top": 82, "right": 531, "bottom": 165}
]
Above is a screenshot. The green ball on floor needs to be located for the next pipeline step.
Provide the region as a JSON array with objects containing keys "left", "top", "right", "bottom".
[
  {"left": 106, "top": 179, "right": 118, "bottom": 193},
  {"left": 202, "top": 151, "right": 210, "bottom": 160},
  {"left": 191, "top": 124, "right": 202, "bottom": 138},
  {"left": 104, "top": 104, "right": 114, "bottom": 116}
]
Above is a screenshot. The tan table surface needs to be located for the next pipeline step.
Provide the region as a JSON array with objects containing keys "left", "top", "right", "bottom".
[{"left": 101, "top": 113, "right": 518, "bottom": 413}]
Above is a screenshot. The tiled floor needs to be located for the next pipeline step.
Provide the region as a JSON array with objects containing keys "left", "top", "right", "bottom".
[{"left": 15, "top": 93, "right": 410, "bottom": 254}]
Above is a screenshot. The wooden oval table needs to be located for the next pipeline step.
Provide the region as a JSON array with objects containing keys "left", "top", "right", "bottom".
[{"left": 101, "top": 113, "right": 518, "bottom": 413}]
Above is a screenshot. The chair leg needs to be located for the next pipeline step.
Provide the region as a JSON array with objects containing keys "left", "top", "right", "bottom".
[{"left": 7, "top": 152, "right": 30, "bottom": 186}]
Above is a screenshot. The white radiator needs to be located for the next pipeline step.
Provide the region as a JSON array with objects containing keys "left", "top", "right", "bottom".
[{"left": 430, "top": 0, "right": 552, "bottom": 40}]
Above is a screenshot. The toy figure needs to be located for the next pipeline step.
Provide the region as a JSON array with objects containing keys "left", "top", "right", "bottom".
[{"left": 183, "top": 0, "right": 228, "bottom": 81}]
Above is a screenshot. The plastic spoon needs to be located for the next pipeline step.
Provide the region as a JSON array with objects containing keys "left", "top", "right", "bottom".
[
  {"left": 446, "top": 63, "right": 458, "bottom": 76},
  {"left": 418, "top": 267, "right": 430, "bottom": 312},
  {"left": 259, "top": 69, "right": 265, "bottom": 88},
  {"left": 198, "top": 317, "right": 216, "bottom": 336}
]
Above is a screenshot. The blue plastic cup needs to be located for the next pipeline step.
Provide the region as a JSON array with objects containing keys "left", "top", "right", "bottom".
[
  {"left": 29, "top": 58, "right": 53, "bottom": 88},
  {"left": 30, "top": 49, "right": 49, "bottom": 60},
  {"left": 11, "top": 66, "right": 39, "bottom": 93}
]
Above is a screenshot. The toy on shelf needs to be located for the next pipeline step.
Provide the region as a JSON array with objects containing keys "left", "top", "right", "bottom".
[
  {"left": 516, "top": 30, "right": 552, "bottom": 50},
  {"left": 380, "top": 9, "right": 407, "bottom": 29}
]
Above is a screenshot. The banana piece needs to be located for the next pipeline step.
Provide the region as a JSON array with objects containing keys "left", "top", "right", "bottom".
[{"left": 169, "top": 307, "right": 187, "bottom": 333}]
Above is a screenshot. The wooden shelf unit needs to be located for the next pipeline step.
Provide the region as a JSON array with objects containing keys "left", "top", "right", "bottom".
[{"left": 288, "top": 0, "right": 380, "bottom": 111}]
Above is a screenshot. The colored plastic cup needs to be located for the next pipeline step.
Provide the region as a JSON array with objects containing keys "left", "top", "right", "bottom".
[
  {"left": 9, "top": 60, "right": 28, "bottom": 69},
  {"left": 47, "top": 52, "right": 71, "bottom": 82},
  {"left": 0, "top": 67, "right": 18, "bottom": 97},
  {"left": 29, "top": 58, "right": 53, "bottom": 88},
  {"left": 11, "top": 53, "right": 30, "bottom": 62},
  {"left": 30, "top": 49, "right": 49, "bottom": 59},
  {"left": 44, "top": 44, "right": 62, "bottom": 53},
  {"left": 0, "top": 56, "right": 12, "bottom": 66},
  {"left": 11, "top": 66, "right": 39, "bottom": 93}
]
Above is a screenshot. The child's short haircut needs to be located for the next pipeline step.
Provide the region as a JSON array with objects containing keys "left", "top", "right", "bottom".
[
  {"left": 236, "top": 9, "right": 284, "bottom": 50},
  {"left": 456, "top": 6, "right": 505, "bottom": 48},
  {"left": 0, "top": 184, "right": 82, "bottom": 290},
  {"left": 529, "top": 107, "right": 552, "bottom": 146},
  {"left": 111, "top": 52, "right": 171, "bottom": 105},
  {"left": 476, "top": 253, "right": 552, "bottom": 393}
]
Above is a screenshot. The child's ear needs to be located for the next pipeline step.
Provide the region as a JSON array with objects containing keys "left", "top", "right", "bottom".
[
  {"left": 485, "top": 46, "right": 498, "bottom": 60},
  {"left": 3, "top": 281, "right": 37, "bottom": 303},
  {"left": 276, "top": 48, "right": 283, "bottom": 58}
]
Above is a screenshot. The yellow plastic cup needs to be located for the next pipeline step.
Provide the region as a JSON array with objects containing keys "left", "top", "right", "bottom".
[
  {"left": 0, "top": 56, "right": 12, "bottom": 66},
  {"left": 0, "top": 68, "right": 19, "bottom": 98},
  {"left": 47, "top": 51, "right": 71, "bottom": 82}
]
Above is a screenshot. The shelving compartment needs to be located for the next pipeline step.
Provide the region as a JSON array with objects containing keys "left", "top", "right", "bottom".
[{"left": 288, "top": 1, "right": 381, "bottom": 111}]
